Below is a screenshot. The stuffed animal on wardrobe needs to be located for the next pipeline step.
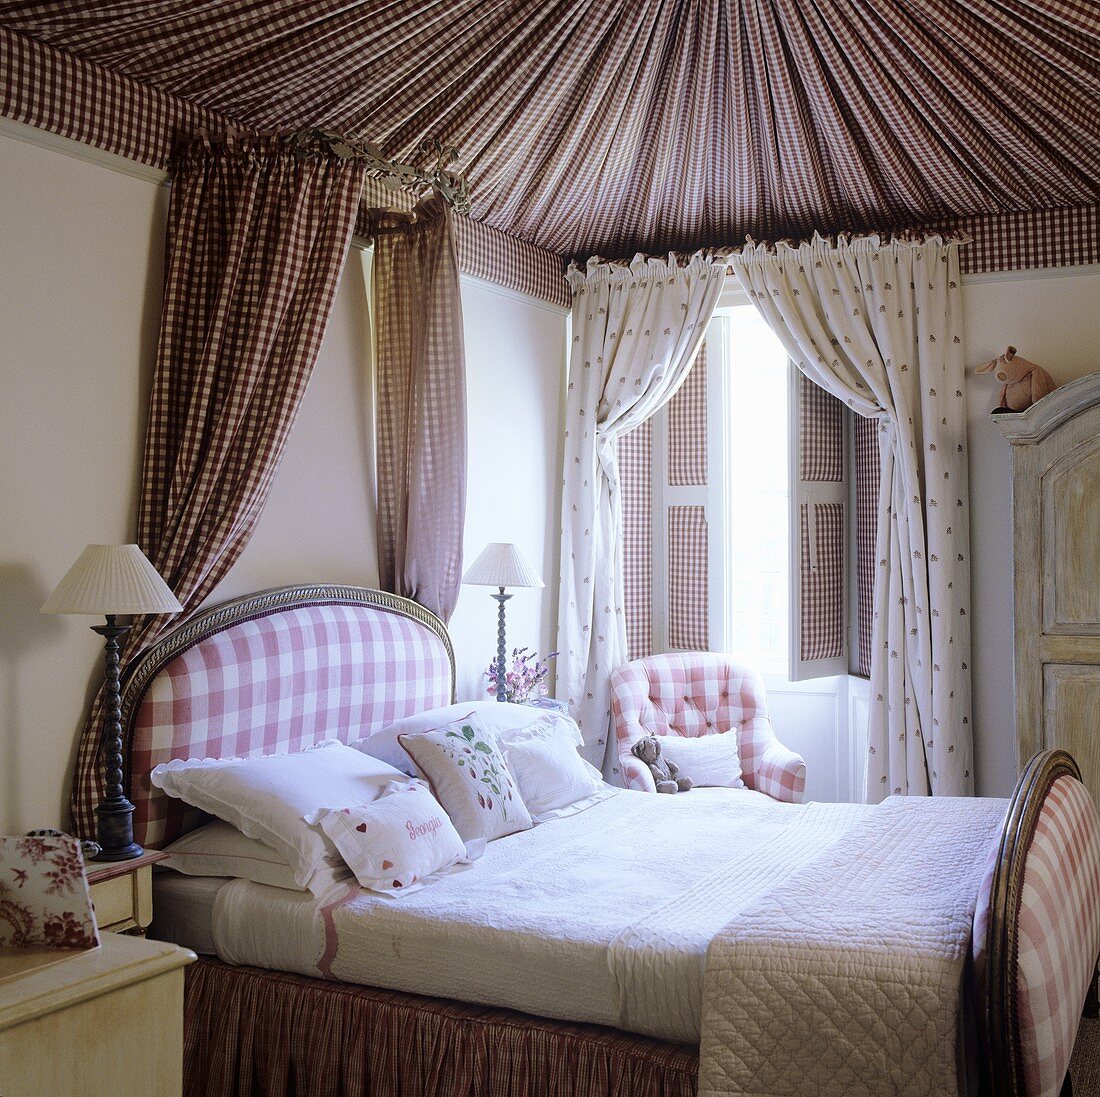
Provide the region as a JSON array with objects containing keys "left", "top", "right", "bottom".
[{"left": 976, "top": 345, "right": 1056, "bottom": 412}]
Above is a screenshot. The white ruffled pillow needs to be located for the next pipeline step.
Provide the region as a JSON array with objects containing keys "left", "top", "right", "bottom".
[
  {"left": 654, "top": 733, "right": 743, "bottom": 788},
  {"left": 501, "top": 721, "right": 603, "bottom": 814},
  {"left": 150, "top": 741, "right": 408, "bottom": 895},
  {"left": 307, "top": 780, "right": 468, "bottom": 896},
  {"left": 353, "top": 701, "right": 578, "bottom": 776},
  {"left": 161, "top": 821, "right": 302, "bottom": 891},
  {"left": 398, "top": 712, "right": 533, "bottom": 843}
]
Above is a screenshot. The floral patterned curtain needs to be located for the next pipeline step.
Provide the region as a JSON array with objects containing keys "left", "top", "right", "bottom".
[
  {"left": 730, "top": 234, "right": 973, "bottom": 800},
  {"left": 557, "top": 251, "right": 728, "bottom": 771}
]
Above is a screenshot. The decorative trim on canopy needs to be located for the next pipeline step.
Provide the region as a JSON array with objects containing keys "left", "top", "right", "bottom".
[
  {"left": 0, "top": 26, "right": 569, "bottom": 308},
  {"left": 942, "top": 205, "right": 1100, "bottom": 276},
  {"left": 1, "top": 24, "right": 1094, "bottom": 300}
]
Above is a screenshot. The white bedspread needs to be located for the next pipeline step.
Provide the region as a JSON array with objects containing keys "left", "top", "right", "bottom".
[
  {"left": 698, "top": 794, "right": 1007, "bottom": 1097},
  {"left": 211, "top": 787, "right": 868, "bottom": 1041}
]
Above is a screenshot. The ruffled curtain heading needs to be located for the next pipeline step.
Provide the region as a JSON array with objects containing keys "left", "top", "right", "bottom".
[
  {"left": 557, "top": 250, "right": 729, "bottom": 770},
  {"left": 72, "top": 132, "right": 366, "bottom": 837},
  {"left": 730, "top": 232, "right": 973, "bottom": 799}
]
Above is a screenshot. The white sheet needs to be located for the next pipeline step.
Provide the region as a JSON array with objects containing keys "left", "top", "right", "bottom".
[
  {"left": 149, "top": 871, "right": 228, "bottom": 955},
  {"left": 209, "top": 788, "right": 869, "bottom": 1041}
]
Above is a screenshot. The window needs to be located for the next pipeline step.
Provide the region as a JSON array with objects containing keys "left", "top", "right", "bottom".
[
  {"left": 620, "top": 296, "right": 871, "bottom": 681},
  {"left": 617, "top": 291, "right": 878, "bottom": 802},
  {"left": 717, "top": 305, "right": 791, "bottom": 674}
]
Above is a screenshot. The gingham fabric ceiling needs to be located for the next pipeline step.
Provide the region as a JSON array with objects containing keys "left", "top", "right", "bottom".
[{"left": 1, "top": 0, "right": 1098, "bottom": 259}]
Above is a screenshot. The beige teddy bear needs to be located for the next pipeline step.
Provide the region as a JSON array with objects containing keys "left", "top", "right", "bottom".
[
  {"left": 976, "top": 345, "right": 1056, "bottom": 412},
  {"left": 631, "top": 735, "right": 692, "bottom": 794}
]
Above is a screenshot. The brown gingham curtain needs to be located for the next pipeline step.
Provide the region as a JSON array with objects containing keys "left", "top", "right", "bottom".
[
  {"left": 71, "top": 133, "right": 365, "bottom": 837},
  {"left": 367, "top": 196, "right": 467, "bottom": 624}
]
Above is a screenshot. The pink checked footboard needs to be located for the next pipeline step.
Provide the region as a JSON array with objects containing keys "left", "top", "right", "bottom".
[{"left": 975, "top": 750, "right": 1100, "bottom": 1097}]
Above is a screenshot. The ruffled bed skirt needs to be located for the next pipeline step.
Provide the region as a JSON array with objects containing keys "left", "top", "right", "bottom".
[{"left": 185, "top": 958, "right": 699, "bottom": 1097}]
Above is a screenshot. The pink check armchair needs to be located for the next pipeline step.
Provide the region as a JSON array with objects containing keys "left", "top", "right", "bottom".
[{"left": 610, "top": 653, "right": 806, "bottom": 803}]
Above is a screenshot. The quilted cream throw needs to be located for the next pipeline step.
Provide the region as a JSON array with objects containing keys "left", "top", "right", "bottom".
[{"left": 699, "top": 795, "right": 1005, "bottom": 1097}]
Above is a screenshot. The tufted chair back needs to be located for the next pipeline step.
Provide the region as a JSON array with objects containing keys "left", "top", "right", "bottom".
[{"left": 610, "top": 652, "right": 805, "bottom": 802}]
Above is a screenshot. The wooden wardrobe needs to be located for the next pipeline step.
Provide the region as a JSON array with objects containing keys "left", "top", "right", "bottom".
[{"left": 996, "top": 372, "right": 1100, "bottom": 809}]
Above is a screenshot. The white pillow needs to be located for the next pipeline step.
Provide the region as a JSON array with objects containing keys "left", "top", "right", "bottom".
[
  {"left": 354, "top": 701, "right": 567, "bottom": 776},
  {"left": 161, "top": 821, "right": 301, "bottom": 891},
  {"left": 150, "top": 741, "right": 407, "bottom": 895},
  {"left": 655, "top": 733, "right": 743, "bottom": 788},
  {"left": 307, "top": 780, "right": 467, "bottom": 896},
  {"left": 530, "top": 786, "right": 620, "bottom": 823},
  {"left": 502, "top": 727, "right": 603, "bottom": 814},
  {"left": 494, "top": 711, "right": 585, "bottom": 752},
  {"left": 398, "top": 712, "right": 533, "bottom": 843}
]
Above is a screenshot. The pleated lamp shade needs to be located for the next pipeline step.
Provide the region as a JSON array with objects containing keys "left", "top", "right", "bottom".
[
  {"left": 463, "top": 543, "right": 543, "bottom": 589},
  {"left": 41, "top": 544, "right": 183, "bottom": 616}
]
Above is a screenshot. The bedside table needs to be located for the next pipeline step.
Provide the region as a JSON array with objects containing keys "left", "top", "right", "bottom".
[
  {"left": 85, "top": 849, "right": 169, "bottom": 935},
  {"left": 0, "top": 933, "right": 195, "bottom": 1097}
]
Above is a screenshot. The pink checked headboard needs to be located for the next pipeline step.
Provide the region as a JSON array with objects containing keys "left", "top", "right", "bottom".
[{"left": 74, "top": 586, "right": 455, "bottom": 849}]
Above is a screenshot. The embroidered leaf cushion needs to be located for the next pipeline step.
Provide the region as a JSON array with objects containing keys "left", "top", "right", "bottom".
[
  {"left": 307, "top": 780, "right": 467, "bottom": 896},
  {"left": 356, "top": 701, "right": 565, "bottom": 776},
  {"left": 399, "top": 713, "right": 533, "bottom": 843}
]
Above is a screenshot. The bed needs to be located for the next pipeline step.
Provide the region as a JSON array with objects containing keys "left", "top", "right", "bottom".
[{"left": 87, "top": 584, "right": 1100, "bottom": 1097}]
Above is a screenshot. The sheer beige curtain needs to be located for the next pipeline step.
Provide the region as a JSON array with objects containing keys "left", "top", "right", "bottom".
[
  {"left": 557, "top": 251, "right": 728, "bottom": 770},
  {"left": 730, "top": 233, "right": 973, "bottom": 800},
  {"left": 368, "top": 195, "right": 467, "bottom": 623}
]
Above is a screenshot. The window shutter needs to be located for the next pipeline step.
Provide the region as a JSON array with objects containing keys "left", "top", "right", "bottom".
[
  {"left": 788, "top": 367, "right": 849, "bottom": 680},
  {"left": 619, "top": 338, "right": 712, "bottom": 659},
  {"left": 662, "top": 339, "right": 710, "bottom": 651},
  {"left": 619, "top": 420, "right": 654, "bottom": 661},
  {"left": 656, "top": 340, "right": 710, "bottom": 652},
  {"left": 852, "top": 413, "right": 881, "bottom": 678}
]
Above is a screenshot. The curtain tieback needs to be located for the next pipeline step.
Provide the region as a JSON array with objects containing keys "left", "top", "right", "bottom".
[{"left": 595, "top": 434, "right": 620, "bottom": 493}]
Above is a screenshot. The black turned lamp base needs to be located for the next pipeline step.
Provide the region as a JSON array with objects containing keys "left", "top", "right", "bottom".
[
  {"left": 93, "top": 796, "right": 144, "bottom": 861},
  {"left": 91, "top": 615, "right": 143, "bottom": 862}
]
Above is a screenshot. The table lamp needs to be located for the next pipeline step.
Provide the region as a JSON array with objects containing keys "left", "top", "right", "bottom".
[
  {"left": 463, "top": 543, "right": 543, "bottom": 702},
  {"left": 42, "top": 544, "right": 183, "bottom": 860}
]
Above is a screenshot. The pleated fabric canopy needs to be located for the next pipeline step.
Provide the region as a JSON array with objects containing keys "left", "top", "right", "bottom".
[{"left": 1, "top": 0, "right": 1097, "bottom": 257}]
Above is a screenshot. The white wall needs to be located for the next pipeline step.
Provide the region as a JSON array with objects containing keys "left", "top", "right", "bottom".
[
  {"left": 0, "top": 130, "right": 566, "bottom": 834},
  {"left": 447, "top": 278, "right": 566, "bottom": 700},
  {"left": 0, "top": 135, "right": 166, "bottom": 833},
  {"left": 962, "top": 266, "right": 1100, "bottom": 796}
]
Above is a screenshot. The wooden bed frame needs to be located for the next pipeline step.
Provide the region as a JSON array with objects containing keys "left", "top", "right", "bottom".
[
  {"left": 102, "top": 584, "right": 1097, "bottom": 1097},
  {"left": 980, "top": 749, "right": 1098, "bottom": 1097}
]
